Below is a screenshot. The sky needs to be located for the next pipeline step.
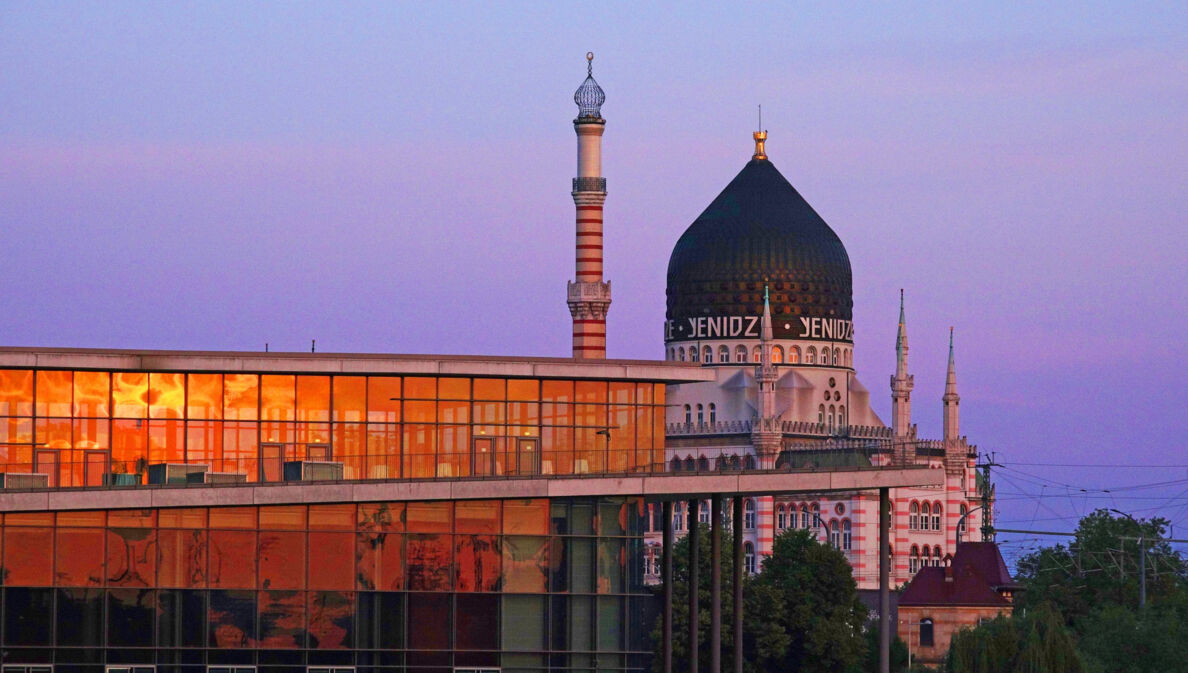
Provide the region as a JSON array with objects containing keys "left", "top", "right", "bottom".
[{"left": 2, "top": 3, "right": 1186, "bottom": 561}]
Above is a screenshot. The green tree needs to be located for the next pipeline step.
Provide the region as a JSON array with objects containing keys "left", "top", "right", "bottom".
[
  {"left": 945, "top": 603, "right": 1082, "bottom": 673},
  {"left": 653, "top": 524, "right": 868, "bottom": 673}
]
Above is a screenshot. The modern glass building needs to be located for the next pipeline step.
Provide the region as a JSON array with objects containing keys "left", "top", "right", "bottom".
[{"left": 0, "top": 349, "right": 710, "bottom": 673}]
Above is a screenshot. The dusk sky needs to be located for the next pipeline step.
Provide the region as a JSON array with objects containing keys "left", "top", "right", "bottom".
[{"left": 2, "top": 3, "right": 1186, "bottom": 563}]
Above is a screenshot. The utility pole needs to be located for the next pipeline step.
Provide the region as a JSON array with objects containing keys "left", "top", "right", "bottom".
[{"left": 978, "top": 452, "right": 998, "bottom": 541}]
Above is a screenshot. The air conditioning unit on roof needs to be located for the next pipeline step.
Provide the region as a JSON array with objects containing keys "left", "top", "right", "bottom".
[{"left": 284, "top": 460, "right": 345, "bottom": 482}]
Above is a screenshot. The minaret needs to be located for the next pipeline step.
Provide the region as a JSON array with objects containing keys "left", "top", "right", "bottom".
[
  {"left": 890, "top": 289, "right": 914, "bottom": 437},
  {"left": 752, "top": 285, "right": 781, "bottom": 456},
  {"left": 566, "top": 52, "right": 611, "bottom": 359},
  {"left": 943, "top": 327, "right": 960, "bottom": 441}
]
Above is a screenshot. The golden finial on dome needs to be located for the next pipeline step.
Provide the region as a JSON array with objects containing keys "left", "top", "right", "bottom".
[{"left": 753, "top": 104, "right": 767, "bottom": 160}]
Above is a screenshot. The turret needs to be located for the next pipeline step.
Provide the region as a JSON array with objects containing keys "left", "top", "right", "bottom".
[
  {"left": 566, "top": 52, "right": 612, "bottom": 359},
  {"left": 890, "top": 289, "right": 914, "bottom": 437},
  {"left": 752, "top": 285, "right": 781, "bottom": 456},
  {"left": 943, "top": 327, "right": 960, "bottom": 441}
]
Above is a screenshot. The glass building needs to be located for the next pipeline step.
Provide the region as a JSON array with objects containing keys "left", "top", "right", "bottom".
[{"left": 0, "top": 350, "right": 709, "bottom": 673}]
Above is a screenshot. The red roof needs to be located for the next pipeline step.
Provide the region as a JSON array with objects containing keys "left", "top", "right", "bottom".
[{"left": 899, "top": 542, "right": 1017, "bottom": 607}]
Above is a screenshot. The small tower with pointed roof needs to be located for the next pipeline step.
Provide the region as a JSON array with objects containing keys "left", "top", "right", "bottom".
[
  {"left": 567, "top": 52, "right": 612, "bottom": 359},
  {"left": 943, "top": 327, "right": 960, "bottom": 442},
  {"left": 752, "top": 285, "right": 782, "bottom": 456},
  {"left": 890, "top": 289, "right": 915, "bottom": 437}
]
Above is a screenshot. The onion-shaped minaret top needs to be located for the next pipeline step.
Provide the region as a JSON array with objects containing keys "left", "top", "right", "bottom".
[{"left": 574, "top": 52, "right": 605, "bottom": 119}]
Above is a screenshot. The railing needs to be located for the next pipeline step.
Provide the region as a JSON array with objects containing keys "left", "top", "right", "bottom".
[
  {"left": 572, "top": 177, "right": 607, "bottom": 193},
  {"left": 666, "top": 420, "right": 894, "bottom": 439}
]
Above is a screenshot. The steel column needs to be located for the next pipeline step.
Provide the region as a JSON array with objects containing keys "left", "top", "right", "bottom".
[
  {"left": 879, "top": 487, "right": 891, "bottom": 673},
  {"left": 711, "top": 495, "right": 722, "bottom": 673},
  {"left": 733, "top": 496, "right": 744, "bottom": 673},
  {"left": 689, "top": 498, "right": 700, "bottom": 673},
  {"left": 662, "top": 500, "right": 673, "bottom": 673}
]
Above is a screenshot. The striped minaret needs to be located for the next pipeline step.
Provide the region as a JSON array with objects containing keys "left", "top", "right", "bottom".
[{"left": 566, "top": 52, "right": 611, "bottom": 359}]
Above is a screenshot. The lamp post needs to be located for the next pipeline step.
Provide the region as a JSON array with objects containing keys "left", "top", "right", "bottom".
[{"left": 1109, "top": 508, "right": 1146, "bottom": 608}]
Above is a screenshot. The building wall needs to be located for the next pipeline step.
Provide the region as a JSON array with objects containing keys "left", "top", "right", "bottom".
[
  {"left": 0, "top": 496, "right": 650, "bottom": 672},
  {"left": 897, "top": 604, "right": 1007, "bottom": 666}
]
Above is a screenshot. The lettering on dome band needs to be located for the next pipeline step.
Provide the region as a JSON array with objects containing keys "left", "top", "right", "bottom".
[{"left": 665, "top": 315, "right": 854, "bottom": 343}]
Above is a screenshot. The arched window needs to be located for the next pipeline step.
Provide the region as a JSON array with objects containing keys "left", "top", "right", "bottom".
[
  {"left": 696, "top": 404, "right": 704, "bottom": 424},
  {"left": 697, "top": 456, "right": 709, "bottom": 471},
  {"left": 828, "top": 405, "right": 836, "bottom": 431},
  {"left": 652, "top": 504, "right": 664, "bottom": 532},
  {"left": 846, "top": 349, "right": 852, "bottom": 366},
  {"left": 920, "top": 618, "right": 934, "bottom": 648},
  {"left": 833, "top": 348, "right": 840, "bottom": 366},
  {"left": 789, "top": 346, "right": 801, "bottom": 363},
  {"left": 708, "top": 403, "right": 717, "bottom": 424},
  {"left": 772, "top": 345, "right": 784, "bottom": 363},
  {"left": 958, "top": 505, "right": 968, "bottom": 540},
  {"left": 806, "top": 347, "right": 817, "bottom": 364},
  {"left": 934, "top": 546, "right": 943, "bottom": 566},
  {"left": 744, "top": 542, "right": 756, "bottom": 574},
  {"left": 718, "top": 345, "right": 729, "bottom": 363},
  {"left": 842, "top": 519, "right": 853, "bottom": 550},
  {"left": 699, "top": 500, "right": 710, "bottom": 524},
  {"left": 673, "top": 502, "right": 685, "bottom": 531},
  {"left": 922, "top": 546, "right": 931, "bottom": 567},
  {"left": 909, "top": 501, "right": 920, "bottom": 530},
  {"left": 838, "top": 406, "right": 846, "bottom": 429},
  {"left": 932, "top": 502, "right": 943, "bottom": 531},
  {"left": 702, "top": 345, "right": 712, "bottom": 363},
  {"left": 730, "top": 455, "right": 741, "bottom": 471},
  {"left": 821, "top": 349, "right": 830, "bottom": 365},
  {"left": 910, "top": 545, "right": 920, "bottom": 573},
  {"left": 811, "top": 503, "right": 821, "bottom": 529},
  {"left": 690, "top": 347, "right": 699, "bottom": 362},
  {"left": 735, "top": 345, "right": 747, "bottom": 362},
  {"left": 744, "top": 499, "right": 757, "bottom": 530},
  {"left": 683, "top": 457, "right": 695, "bottom": 471},
  {"left": 744, "top": 454, "right": 756, "bottom": 470},
  {"left": 800, "top": 505, "right": 810, "bottom": 529},
  {"left": 678, "top": 347, "right": 686, "bottom": 361},
  {"left": 777, "top": 505, "right": 787, "bottom": 530},
  {"left": 667, "top": 347, "right": 674, "bottom": 361},
  {"left": 683, "top": 404, "right": 692, "bottom": 425},
  {"left": 670, "top": 456, "right": 682, "bottom": 472},
  {"left": 818, "top": 405, "right": 825, "bottom": 425},
  {"left": 829, "top": 520, "right": 841, "bottom": 548},
  {"left": 752, "top": 345, "right": 762, "bottom": 362}
]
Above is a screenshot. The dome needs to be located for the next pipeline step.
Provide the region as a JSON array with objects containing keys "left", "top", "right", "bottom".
[{"left": 666, "top": 154, "right": 853, "bottom": 342}]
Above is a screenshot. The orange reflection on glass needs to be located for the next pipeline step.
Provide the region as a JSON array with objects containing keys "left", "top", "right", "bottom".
[
  {"left": 542, "top": 379, "right": 574, "bottom": 403},
  {"left": 148, "top": 419, "right": 184, "bottom": 463},
  {"left": 0, "top": 369, "right": 33, "bottom": 416},
  {"left": 576, "top": 380, "right": 607, "bottom": 404},
  {"left": 309, "top": 531, "right": 354, "bottom": 590},
  {"left": 472, "top": 378, "right": 505, "bottom": 401},
  {"left": 109, "top": 509, "right": 156, "bottom": 527},
  {"left": 505, "top": 499, "right": 550, "bottom": 535},
  {"left": 259, "top": 531, "right": 305, "bottom": 590},
  {"left": 158, "top": 529, "right": 208, "bottom": 588},
  {"left": 259, "top": 505, "right": 306, "bottom": 530},
  {"left": 257, "top": 590, "right": 305, "bottom": 648},
  {"left": 403, "top": 376, "right": 435, "bottom": 400},
  {"left": 221, "top": 421, "right": 257, "bottom": 477},
  {"left": 456, "top": 500, "right": 501, "bottom": 534},
  {"left": 309, "top": 504, "right": 355, "bottom": 531},
  {"left": 502, "top": 535, "right": 549, "bottom": 592},
  {"left": 186, "top": 373, "right": 222, "bottom": 419},
  {"left": 223, "top": 374, "right": 259, "bottom": 421},
  {"left": 35, "top": 417, "right": 72, "bottom": 448},
  {"left": 357, "top": 502, "right": 404, "bottom": 532},
  {"left": 149, "top": 372, "right": 185, "bottom": 419},
  {"left": 159, "top": 507, "right": 207, "bottom": 528},
  {"left": 296, "top": 376, "right": 330, "bottom": 423},
  {"left": 308, "top": 590, "right": 355, "bottom": 649},
  {"left": 57, "top": 510, "right": 106, "bottom": 527},
  {"left": 112, "top": 372, "right": 148, "bottom": 418},
  {"left": 209, "top": 530, "right": 257, "bottom": 588},
  {"left": 455, "top": 534, "right": 500, "bottom": 592},
  {"left": 438, "top": 377, "right": 469, "bottom": 400},
  {"left": 111, "top": 419, "right": 147, "bottom": 476},
  {"left": 55, "top": 527, "right": 106, "bottom": 586},
  {"left": 35, "top": 370, "right": 72, "bottom": 417},
  {"left": 260, "top": 375, "right": 295, "bottom": 422},
  {"left": 508, "top": 379, "right": 539, "bottom": 402},
  {"left": 406, "top": 501, "right": 452, "bottom": 533},
  {"left": 356, "top": 530, "right": 404, "bottom": 591},
  {"left": 609, "top": 381, "right": 635, "bottom": 405},
  {"left": 636, "top": 382, "right": 655, "bottom": 406},
  {"left": 366, "top": 376, "right": 400, "bottom": 423},
  {"left": 186, "top": 420, "right": 222, "bottom": 467},
  {"left": 333, "top": 376, "right": 366, "bottom": 423},
  {"left": 106, "top": 527, "right": 157, "bottom": 587},
  {"left": 209, "top": 506, "right": 257, "bottom": 529},
  {"left": 403, "top": 423, "right": 435, "bottom": 479},
  {"left": 4, "top": 525, "right": 53, "bottom": 585},
  {"left": 72, "top": 371, "right": 110, "bottom": 417},
  {"left": 72, "top": 417, "right": 109, "bottom": 449},
  {"left": 334, "top": 422, "right": 365, "bottom": 479},
  {"left": 407, "top": 533, "right": 452, "bottom": 591}
]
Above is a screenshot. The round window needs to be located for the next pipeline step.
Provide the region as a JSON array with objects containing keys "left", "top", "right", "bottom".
[{"left": 829, "top": 377, "right": 837, "bottom": 388}]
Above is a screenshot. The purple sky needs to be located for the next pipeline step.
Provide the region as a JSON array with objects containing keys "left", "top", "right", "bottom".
[{"left": 2, "top": 3, "right": 1186, "bottom": 560}]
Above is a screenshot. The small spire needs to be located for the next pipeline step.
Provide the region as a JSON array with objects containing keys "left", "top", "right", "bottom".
[
  {"left": 895, "top": 289, "right": 909, "bottom": 378},
  {"left": 948, "top": 326, "right": 955, "bottom": 366},
  {"left": 945, "top": 327, "right": 958, "bottom": 394},
  {"left": 943, "top": 326, "right": 960, "bottom": 439},
  {"left": 574, "top": 51, "right": 605, "bottom": 119}
]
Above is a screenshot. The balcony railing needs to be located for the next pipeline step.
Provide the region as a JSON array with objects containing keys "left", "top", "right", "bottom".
[{"left": 572, "top": 177, "right": 607, "bottom": 193}]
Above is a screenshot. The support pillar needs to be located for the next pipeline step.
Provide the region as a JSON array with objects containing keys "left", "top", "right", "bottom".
[
  {"left": 711, "top": 495, "right": 722, "bottom": 673},
  {"left": 879, "top": 487, "right": 891, "bottom": 673},
  {"left": 733, "top": 496, "right": 744, "bottom": 673},
  {"left": 662, "top": 500, "right": 673, "bottom": 673},
  {"left": 688, "top": 498, "right": 700, "bottom": 673}
]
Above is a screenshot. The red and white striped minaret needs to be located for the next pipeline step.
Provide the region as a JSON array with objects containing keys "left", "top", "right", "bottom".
[{"left": 566, "top": 52, "right": 611, "bottom": 359}]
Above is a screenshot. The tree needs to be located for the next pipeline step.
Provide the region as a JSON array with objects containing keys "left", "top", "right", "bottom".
[
  {"left": 653, "top": 524, "right": 867, "bottom": 673},
  {"left": 945, "top": 603, "right": 1082, "bottom": 673}
]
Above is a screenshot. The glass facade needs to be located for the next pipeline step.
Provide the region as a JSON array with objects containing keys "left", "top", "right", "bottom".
[
  {"left": 0, "top": 371, "right": 665, "bottom": 487},
  {"left": 0, "top": 497, "right": 653, "bottom": 672}
]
